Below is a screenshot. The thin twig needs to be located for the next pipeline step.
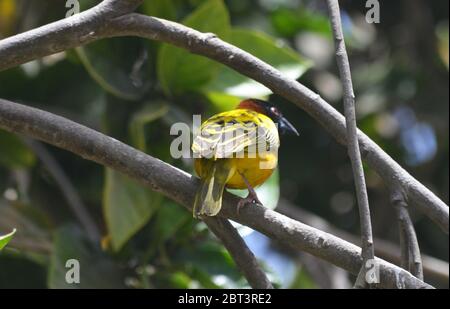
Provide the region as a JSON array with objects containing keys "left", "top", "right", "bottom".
[
  {"left": 326, "top": 0, "right": 374, "bottom": 288},
  {"left": 204, "top": 217, "right": 273, "bottom": 289},
  {"left": 0, "top": 6, "right": 446, "bottom": 233},
  {"left": 398, "top": 216, "right": 411, "bottom": 270},
  {"left": 0, "top": 98, "right": 433, "bottom": 289},
  {"left": 391, "top": 190, "right": 424, "bottom": 280},
  {"left": 5, "top": 237, "right": 52, "bottom": 255},
  {"left": 21, "top": 138, "right": 101, "bottom": 242}
]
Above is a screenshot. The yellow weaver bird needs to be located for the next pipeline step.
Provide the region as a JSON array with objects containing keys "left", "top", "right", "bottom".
[{"left": 192, "top": 98, "right": 299, "bottom": 218}]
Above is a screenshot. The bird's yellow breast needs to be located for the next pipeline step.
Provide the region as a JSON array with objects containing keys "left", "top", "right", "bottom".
[{"left": 225, "top": 152, "right": 277, "bottom": 189}]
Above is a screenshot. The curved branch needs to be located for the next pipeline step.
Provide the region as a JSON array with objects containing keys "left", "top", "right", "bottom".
[
  {"left": 277, "top": 199, "right": 448, "bottom": 286},
  {"left": 110, "top": 13, "right": 449, "bottom": 234},
  {"left": 391, "top": 191, "right": 424, "bottom": 280},
  {"left": 326, "top": 0, "right": 374, "bottom": 288},
  {"left": 0, "top": 98, "right": 433, "bottom": 289},
  {"left": 204, "top": 217, "right": 273, "bottom": 289},
  {"left": 0, "top": 7, "right": 446, "bottom": 233}
]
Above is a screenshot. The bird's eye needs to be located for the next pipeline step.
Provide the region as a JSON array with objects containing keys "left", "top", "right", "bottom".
[{"left": 270, "top": 106, "right": 279, "bottom": 115}]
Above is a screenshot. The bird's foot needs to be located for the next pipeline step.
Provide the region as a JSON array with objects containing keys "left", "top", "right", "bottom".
[{"left": 237, "top": 192, "right": 263, "bottom": 215}]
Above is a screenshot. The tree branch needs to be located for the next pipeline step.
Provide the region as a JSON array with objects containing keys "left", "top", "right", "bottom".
[
  {"left": 204, "top": 217, "right": 274, "bottom": 289},
  {"left": 0, "top": 5, "right": 446, "bottom": 233},
  {"left": 325, "top": 0, "right": 374, "bottom": 288},
  {"left": 391, "top": 190, "right": 424, "bottom": 280},
  {"left": 6, "top": 102, "right": 269, "bottom": 289},
  {"left": 0, "top": 98, "right": 433, "bottom": 289},
  {"left": 277, "top": 199, "right": 447, "bottom": 286}
]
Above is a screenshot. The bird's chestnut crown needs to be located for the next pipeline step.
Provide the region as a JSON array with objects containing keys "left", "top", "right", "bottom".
[{"left": 237, "top": 99, "right": 299, "bottom": 136}]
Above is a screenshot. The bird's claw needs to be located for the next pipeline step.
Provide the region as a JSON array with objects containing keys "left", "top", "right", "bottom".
[
  {"left": 236, "top": 195, "right": 263, "bottom": 215},
  {"left": 235, "top": 170, "right": 263, "bottom": 215}
]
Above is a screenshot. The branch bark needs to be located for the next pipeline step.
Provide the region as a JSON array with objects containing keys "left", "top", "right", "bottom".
[
  {"left": 391, "top": 190, "right": 424, "bottom": 280},
  {"left": 0, "top": 4, "right": 446, "bottom": 233},
  {"left": 277, "top": 199, "right": 447, "bottom": 286},
  {"left": 204, "top": 217, "right": 274, "bottom": 289},
  {"left": 325, "top": 0, "right": 374, "bottom": 288},
  {"left": 0, "top": 98, "right": 433, "bottom": 289}
]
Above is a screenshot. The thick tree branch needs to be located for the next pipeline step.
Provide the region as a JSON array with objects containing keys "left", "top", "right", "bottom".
[
  {"left": 326, "top": 0, "right": 374, "bottom": 288},
  {"left": 0, "top": 98, "right": 433, "bottom": 289},
  {"left": 204, "top": 217, "right": 274, "bottom": 289},
  {"left": 0, "top": 6, "right": 446, "bottom": 233},
  {"left": 391, "top": 191, "right": 424, "bottom": 280},
  {"left": 0, "top": 2, "right": 116, "bottom": 70}
]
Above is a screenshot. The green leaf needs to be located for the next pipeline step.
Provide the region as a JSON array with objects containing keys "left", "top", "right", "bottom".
[
  {"left": 0, "top": 228, "right": 16, "bottom": 251},
  {"left": 0, "top": 131, "right": 35, "bottom": 168},
  {"left": 205, "top": 29, "right": 312, "bottom": 98},
  {"left": 76, "top": 37, "right": 151, "bottom": 100},
  {"left": 103, "top": 169, "right": 162, "bottom": 251},
  {"left": 129, "top": 101, "right": 169, "bottom": 151},
  {"left": 152, "top": 202, "right": 191, "bottom": 244},
  {"left": 289, "top": 267, "right": 318, "bottom": 288},
  {"left": 157, "top": 0, "right": 230, "bottom": 95},
  {"left": 271, "top": 8, "right": 331, "bottom": 38},
  {"left": 205, "top": 91, "right": 242, "bottom": 112},
  {"left": 168, "top": 271, "right": 192, "bottom": 288},
  {"left": 145, "top": 201, "right": 192, "bottom": 258},
  {"left": 48, "top": 225, "right": 125, "bottom": 288},
  {"left": 173, "top": 240, "right": 247, "bottom": 288},
  {"left": 141, "top": 0, "right": 176, "bottom": 20},
  {"left": 174, "top": 241, "right": 238, "bottom": 278}
]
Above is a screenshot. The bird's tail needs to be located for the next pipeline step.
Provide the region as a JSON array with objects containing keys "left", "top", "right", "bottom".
[{"left": 193, "top": 160, "right": 233, "bottom": 218}]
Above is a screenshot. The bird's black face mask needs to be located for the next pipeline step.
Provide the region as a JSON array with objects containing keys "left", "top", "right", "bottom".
[{"left": 251, "top": 99, "right": 299, "bottom": 136}]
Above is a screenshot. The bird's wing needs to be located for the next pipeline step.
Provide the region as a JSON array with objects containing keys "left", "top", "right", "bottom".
[{"left": 192, "top": 110, "right": 279, "bottom": 159}]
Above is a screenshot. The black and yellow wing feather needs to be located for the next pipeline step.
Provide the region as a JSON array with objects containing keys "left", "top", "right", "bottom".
[{"left": 192, "top": 109, "right": 279, "bottom": 159}]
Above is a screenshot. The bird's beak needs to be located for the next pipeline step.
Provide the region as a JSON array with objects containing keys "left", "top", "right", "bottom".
[{"left": 278, "top": 117, "right": 299, "bottom": 136}]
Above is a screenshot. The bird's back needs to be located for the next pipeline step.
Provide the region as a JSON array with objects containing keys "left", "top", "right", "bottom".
[{"left": 192, "top": 109, "right": 279, "bottom": 189}]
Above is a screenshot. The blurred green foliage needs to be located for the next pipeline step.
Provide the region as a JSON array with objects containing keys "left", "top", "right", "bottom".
[
  {"left": 158, "top": 0, "right": 231, "bottom": 94},
  {"left": 0, "top": 0, "right": 448, "bottom": 288}
]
